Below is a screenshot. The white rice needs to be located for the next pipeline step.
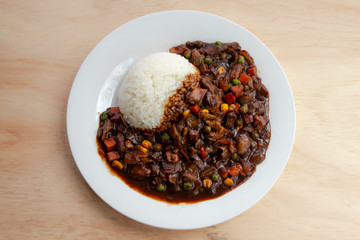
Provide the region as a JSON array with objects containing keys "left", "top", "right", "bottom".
[{"left": 117, "top": 52, "right": 198, "bottom": 129}]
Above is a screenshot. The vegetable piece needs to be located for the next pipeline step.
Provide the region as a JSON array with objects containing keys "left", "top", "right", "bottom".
[
  {"left": 223, "top": 93, "right": 236, "bottom": 104},
  {"left": 189, "top": 105, "right": 201, "bottom": 114},
  {"left": 238, "top": 55, "right": 245, "bottom": 64},
  {"left": 229, "top": 166, "right": 240, "bottom": 177},
  {"left": 125, "top": 140, "right": 134, "bottom": 148},
  {"left": 109, "top": 107, "right": 120, "bottom": 116},
  {"left": 229, "top": 104, "right": 236, "bottom": 112},
  {"left": 239, "top": 50, "right": 254, "bottom": 65},
  {"left": 184, "top": 50, "right": 191, "bottom": 59},
  {"left": 251, "top": 131, "right": 259, "bottom": 140},
  {"left": 219, "top": 79, "right": 229, "bottom": 91},
  {"left": 228, "top": 83, "right": 233, "bottom": 90},
  {"left": 183, "top": 109, "right": 190, "bottom": 116},
  {"left": 203, "top": 125, "right": 211, "bottom": 133},
  {"left": 234, "top": 103, "right": 240, "bottom": 114},
  {"left": 236, "top": 118, "right": 244, "bottom": 127},
  {"left": 236, "top": 164, "right": 246, "bottom": 176},
  {"left": 111, "top": 160, "right": 123, "bottom": 170},
  {"left": 101, "top": 112, "right": 108, "bottom": 120},
  {"left": 106, "top": 151, "right": 120, "bottom": 162},
  {"left": 218, "top": 167, "right": 229, "bottom": 178},
  {"left": 196, "top": 41, "right": 204, "bottom": 48},
  {"left": 156, "top": 184, "right": 165, "bottom": 191},
  {"left": 142, "top": 140, "right": 152, "bottom": 149},
  {"left": 257, "top": 141, "right": 264, "bottom": 147},
  {"left": 239, "top": 73, "right": 251, "bottom": 85},
  {"left": 162, "top": 132, "right": 170, "bottom": 141},
  {"left": 239, "top": 105, "right": 249, "bottom": 114},
  {"left": 230, "top": 84, "right": 244, "bottom": 98},
  {"left": 224, "top": 178, "right": 234, "bottom": 186},
  {"left": 247, "top": 66, "right": 257, "bottom": 76},
  {"left": 153, "top": 143, "right": 162, "bottom": 152},
  {"left": 211, "top": 173, "right": 220, "bottom": 182},
  {"left": 214, "top": 41, "right": 222, "bottom": 47},
  {"left": 204, "top": 57, "right": 213, "bottom": 65},
  {"left": 250, "top": 141, "right": 257, "bottom": 150},
  {"left": 183, "top": 181, "right": 194, "bottom": 190},
  {"left": 199, "top": 147, "right": 208, "bottom": 160},
  {"left": 203, "top": 179, "right": 212, "bottom": 188},
  {"left": 221, "top": 103, "right": 229, "bottom": 114},
  {"left": 104, "top": 138, "right": 116, "bottom": 151},
  {"left": 217, "top": 66, "right": 226, "bottom": 74},
  {"left": 231, "top": 153, "right": 238, "bottom": 160},
  {"left": 201, "top": 109, "right": 209, "bottom": 114},
  {"left": 232, "top": 79, "right": 241, "bottom": 85},
  {"left": 220, "top": 53, "right": 227, "bottom": 60},
  {"left": 138, "top": 145, "right": 148, "bottom": 153}
]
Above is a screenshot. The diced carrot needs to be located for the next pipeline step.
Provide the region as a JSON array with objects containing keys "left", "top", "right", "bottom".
[
  {"left": 107, "top": 151, "right": 119, "bottom": 162},
  {"left": 230, "top": 84, "right": 244, "bottom": 98},
  {"left": 189, "top": 105, "right": 201, "bottom": 114},
  {"left": 124, "top": 140, "right": 134, "bottom": 148},
  {"left": 229, "top": 166, "right": 240, "bottom": 177},
  {"left": 199, "top": 147, "right": 208, "bottom": 160},
  {"left": 257, "top": 141, "right": 264, "bottom": 147},
  {"left": 234, "top": 103, "right": 240, "bottom": 114},
  {"left": 218, "top": 167, "right": 229, "bottom": 178},
  {"left": 239, "top": 73, "right": 251, "bottom": 85},
  {"left": 223, "top": 93, "right": 236, "bottom": 104},
  {"left": 235, "top": 164, "right": 246, "bottom": 176},
  {"left": 109, "top": 107, "right": 120, "bottom": 116},
  {"left": 104, "top": 138, "right": 116, "bottom": 151},
  {"left": 247, "top": 66, "right": 257, "bottom": 76},
  {"left": 219, "top": 79, "right": 228, "bottom": 91}
]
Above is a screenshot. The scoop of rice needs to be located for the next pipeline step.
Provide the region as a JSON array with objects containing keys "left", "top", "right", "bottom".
[{"left": 118, "top": 52, "right": 198, "bottom": 130}]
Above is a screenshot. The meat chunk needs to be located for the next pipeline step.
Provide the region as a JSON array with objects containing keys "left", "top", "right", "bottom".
[
  {"left": 259, "top": 84, "right": 269, "bottom": 97},
  {"left": 169, "top": 125, "right": 183, "bottom": 148},
  {"left": 229, "top": 63, "right": 244, "bottom": 80},
  {"left": 225, "top": 111, "right": 237, "bottom": 129},
  {"left": 253, "top": 115, "right": 267, "bottom": 130},
  {"left": 236, "top": 133, "right": 251, "bottom": 155},
  {"left": 201, "top": 44, "right": 222, "bottom": 55},
  {"left": 101, "top": 119, "right": 113, "bottom": 141},
  {"left": 206, "top": 120, "right": 228, "bottom": 141},
  {"left": 239, "top": 92, "right": 255, "bottom": 104},
  {"left": 169, "top": 44, "right": 189, "bottom": 55},
  {"left": 190, "top": 48, "right": 203, "bottom": 65},
  {"left": 130, "top": 165, "right": 151, "bottom": 179},
  {"left": 187, "top": 88, "right": 208, "bottom": 105},
  {"left": 223, "top": 42, "right": 241, "bottom": 53},
  {"left": 199, "top": 64, "right": 210, "bottom": 74},
  {"left": 165, "top": 151, "right": 180, "bottom": 163},
  {"left": 249, "top": 149, "right": 265, "bottom": 164},
  {"left": 183, "top": 170, "right": 198, "bottom": 182},
  {"left": 243, "top": 114, "right": 254, "bottom": 124},
  {"left": 189, "top": 129, "right": 200, "bottom": 143},
  {"left": 162, "top": 162, "right": 182, "bottom": 174},
  {"left": 115, "top": 133, "right": 125, "bottom": 153}
]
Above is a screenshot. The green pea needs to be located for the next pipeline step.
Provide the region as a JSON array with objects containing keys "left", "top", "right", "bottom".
[
  {"left": 220, "top": 52, "right": 227, "bottom": 60},
  {"left": 204, "top": 57, "right": 213, "bottom": 65},
  {"left": 188, "top": 145, "right": 194, "bottom": 151},
  {"left": 231, "top": 153, "right": 239, "bottom": 160},
  {"left": 214, "top": 41, "right": 222, "bottom": 47},
  {"left": 250, "top": 141, "right": 257, "bottom": 150},
  {"left": 251, "top": 132, "right": 259, "bottom": 140},
  {"left": 162, "top": 132, "right": 170, "bottom": 141},
  {"left": 236, "top": 118, "right": 244, "bottom": 127},
  {"left": 238, "top": 55, "right": 245, "bottom": 64},
  {"left": 239, "top": 105, "right": 249, "bottom": 114},
  {"left": 153, "top": 143, "right": 162, "bottom": 152},
  {"left": 232, "top": 79, "right": 241, "bottom": 85},
  {"left": 203, "top": 125, "right": 211, "bottom": 133},
  {"left": 211, "top": 173, "right": 220, "bottom": 182},
  {"left": 184, "top": 50, "right": 191, "bottom": 59},
  {"left": 101, "top": 112, "right": 108, "bottom": 120},
  {"left": 183, "top": 181, "right": 194, "bottom": 190},
  {"left": 156, "top": 184, "right": 165, "bottom": 191},
  {"left": 196, "top": 41, "right": 204, "bottom": 48},
  {"left": 228, "top": 83, "right": 233, "bottom": 90}
]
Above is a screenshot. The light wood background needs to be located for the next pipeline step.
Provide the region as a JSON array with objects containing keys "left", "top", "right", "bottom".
[{"left": 1, "top": 0, "right": 359, "bottom": 239}]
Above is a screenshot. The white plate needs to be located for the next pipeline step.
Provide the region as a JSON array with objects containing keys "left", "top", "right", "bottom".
[{"left": 67, "top": 10, "right": 295, "bottom": 230}]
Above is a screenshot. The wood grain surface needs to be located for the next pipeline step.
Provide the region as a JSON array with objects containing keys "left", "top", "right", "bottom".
[{"left": 1, "top": 0, "right": 359, "bottom": 239}]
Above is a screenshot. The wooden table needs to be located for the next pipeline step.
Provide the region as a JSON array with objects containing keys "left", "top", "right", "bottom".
[{"left": 1, "top": 0, "right": 359, "bottom": 239}]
